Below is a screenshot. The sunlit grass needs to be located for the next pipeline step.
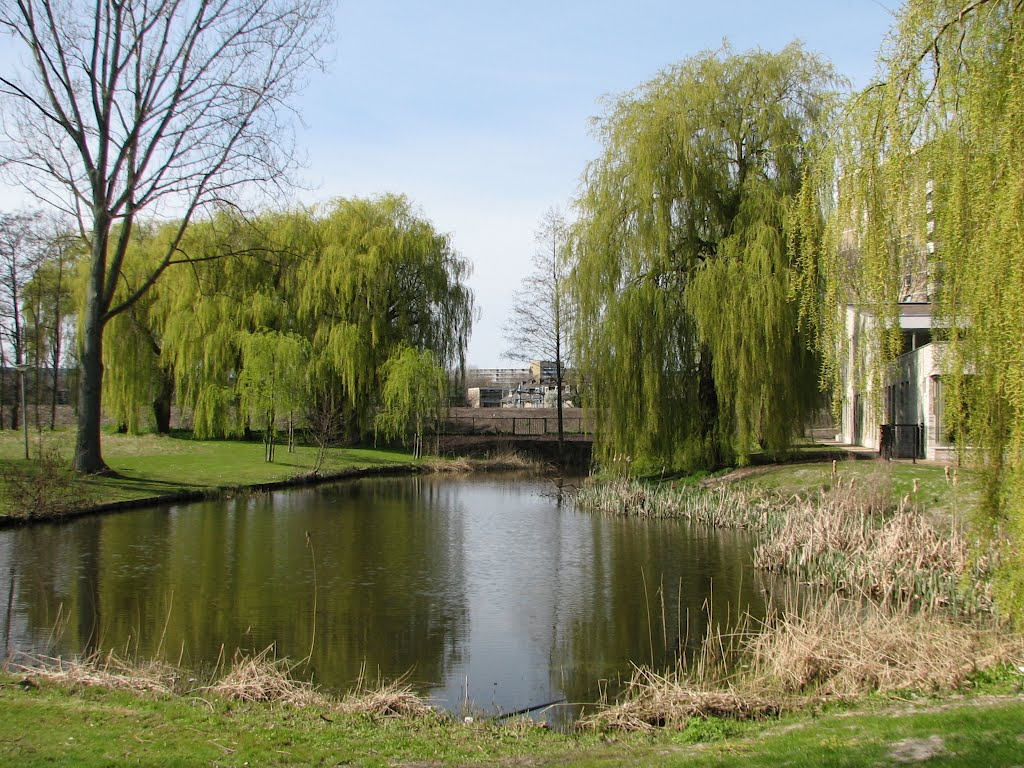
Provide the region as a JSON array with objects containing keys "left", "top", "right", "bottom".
[{"left": 0, "top": 429, "right": 422, "bottom": 518}]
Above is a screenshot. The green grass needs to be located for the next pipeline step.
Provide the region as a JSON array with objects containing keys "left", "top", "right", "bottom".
[
  {"left": 0, "top": 429, "right": 422, "bottom": 518},
  {"left": 3, "top": 673, "right": 1024, "bottom": 767},
  {"left": 732, "top": 458, "right": 979, "bottom": 518}
]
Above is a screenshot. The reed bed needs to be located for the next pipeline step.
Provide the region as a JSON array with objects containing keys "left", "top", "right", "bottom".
[
  {"left": 575, "top": 467, "right": 994, "bottom": 615},
  {"left": 747, "top": 598, "right": 1013, "bottom": 695},
  {"left": 581, "top": 596, "right": 1021, "bottom": 732}
]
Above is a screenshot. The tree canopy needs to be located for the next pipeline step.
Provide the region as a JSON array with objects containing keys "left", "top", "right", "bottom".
[
  {"left": 570, "top": 43, "right": 842, "bottom": 471},
  {"left": 102, "top": 195, "right": 474, "bottom": 444},
  {"left": 800, "top": 0, "right": 1024, "bottom": 616},
  {"left": 374, "top": 344, "right": 449, "bottom": 458}
]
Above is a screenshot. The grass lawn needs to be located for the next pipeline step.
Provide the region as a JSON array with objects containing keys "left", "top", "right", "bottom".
[
  {"left": 0, "top": 429, "right": 421, "bottom": 519},
  {"left": 728, "top": 456, "right": 980, "bottom": 520},
  {"left": 2, "top": 673, "right": 1024, "bottom": 767}
]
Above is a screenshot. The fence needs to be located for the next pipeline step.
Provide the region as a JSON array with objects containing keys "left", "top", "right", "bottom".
[
  {"left": 443, "top": 409, "right": 593, "bottom": 437},
  {"left": 879, "top": 423, "right": 924, "bottom": 462}
]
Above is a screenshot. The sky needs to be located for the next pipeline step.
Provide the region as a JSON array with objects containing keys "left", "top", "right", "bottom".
[{"left": 0, "top": 0, "right": 899, "bottom": 368}]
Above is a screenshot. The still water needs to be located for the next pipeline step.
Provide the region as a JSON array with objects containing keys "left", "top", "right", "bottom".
[{"left": 0, "top": 474, "right": 770, "bottom": 718}]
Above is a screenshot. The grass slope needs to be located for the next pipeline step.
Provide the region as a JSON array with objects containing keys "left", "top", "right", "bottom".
[{"left": 2, "top": 675, "right": 1024, "bottom": 767}]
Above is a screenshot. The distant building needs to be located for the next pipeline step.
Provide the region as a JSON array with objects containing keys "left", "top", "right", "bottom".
[
  {"left": 465, "top": 367, "right": 531, "bottom": 390},
  {"left": 839, "top": 303, "right": 953, "bottom": 461},
  {"left": 465, "top": 361, "right": 572, "bottom": 408},
  {"left": 529, "top": 360, "right": 557, "bottom": 383},
  {"left": 466, "top": 387, "right": 504, "bottom": 409},
  {"left": 837, "top": 176, "right": 954, "bottom": 461}
]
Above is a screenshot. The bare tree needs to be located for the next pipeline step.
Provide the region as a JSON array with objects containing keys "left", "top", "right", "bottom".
[
  {"left": 21, "top": 219, "right": 77, "bottom": 429},
  {"left": 0, "top": 0, "right": 333, "bottom": 472},
  {"left": 0, "top": 209, "right": 48, "bottom": 431},
  {"left": 503, "top": 207, "right": 574, "bottom": 455}
]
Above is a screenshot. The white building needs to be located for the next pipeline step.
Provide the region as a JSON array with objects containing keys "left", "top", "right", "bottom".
[{"left": 839, "top": 303, "right": 955, "bottom": 461}]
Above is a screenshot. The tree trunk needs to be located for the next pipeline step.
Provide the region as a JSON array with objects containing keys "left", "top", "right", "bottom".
[
  {"left": 74, "top": 268, "right": 108, "bottom": 474},
  {"left": 152, "top": 369, "right": 173, "bottom": 434},
  {"left": 555, "top": 367, "right": 564, "bottom": 460},
  {"left": 697, "top": 346, "right": 721, "bottom": 466},
  {"left": 11, "top": 371, "right": 21, "bottom": 431},
  {"left": 50, "top": 363, "right": 59, "bottom": 431},
  {"left": 0, "top": 340, "right": 6, "bottom": 430}
]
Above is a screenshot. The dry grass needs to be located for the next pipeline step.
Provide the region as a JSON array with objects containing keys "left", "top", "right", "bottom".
[
  {"left": 581, "top": 596, "right": 1021, "bottom": 732},
  {"left": 754, "top": 483, "right": 993, "bottom": 613},
  {"left": 207, "top": 647, "right": 326, "bottom": 707},
  {"left": 424, "top": 449, "right": 545, "bottom": 474},
  {"left": 11, "top": 652, "right": 178, "bottom": 695},
  {"left": 336, "top": 667, "right": 435, "bottom": 719},
  {"left": 470, "top": 449, "right": 546, "bottom": 472},
  {"left": 11, "top": 646, "right": 438, "bottom": 720},
  {"left": 747, "top": 598, "right": 1017, "bottom": 695},
  {"left": 424, "top": 456, "right": 475, "bottom": 472},
  {"left": 581, "top": 666, "right": 781, "bottom": 732}
]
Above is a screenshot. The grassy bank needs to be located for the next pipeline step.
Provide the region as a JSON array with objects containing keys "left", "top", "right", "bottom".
[
  {"left": 3, "top": 664, "right": 1024, "bottom": 766},
  {"left": 0, "top": 430, "right": 551, "bottom": 521},
  {"left": 0, "top": 430, "right": 426, "bottom": 520}
]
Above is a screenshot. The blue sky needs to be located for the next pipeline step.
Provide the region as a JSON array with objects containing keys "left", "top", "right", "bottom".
[
  {"left": 305, "top": 0, "right": 898, "bottom": 367},
  {"left": 0, "top": 1, "right": 899, "bottom": 367}
]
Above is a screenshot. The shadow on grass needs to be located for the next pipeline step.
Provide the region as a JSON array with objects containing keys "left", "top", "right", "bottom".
[{"left": 82, "top": 473, "right": 206, "bottom": 497}]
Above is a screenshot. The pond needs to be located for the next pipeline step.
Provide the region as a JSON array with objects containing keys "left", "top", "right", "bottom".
[{"left": 0, "top": 474, "right": 772, "bottom": 721}]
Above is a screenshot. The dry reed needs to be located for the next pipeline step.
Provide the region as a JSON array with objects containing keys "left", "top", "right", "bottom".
[
  {"left": 12, "top": 651, "right": 177, "bottom": 695},
  {"left": 581, "top": 595, "right": 1021, "bottom": 732},
  {"left": 747, "top": 598, "right": 1015, "bottom": 695},
  {"left": 208, "top": 647, "right": 326, "bottom": 708},
  {"left": 337, "top": 668, "right": 435, "bottom": 719}
]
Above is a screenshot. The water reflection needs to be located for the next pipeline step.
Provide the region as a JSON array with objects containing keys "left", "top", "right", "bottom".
[{"left": 0, "top": 474, "right": 773, "bottom": 718}]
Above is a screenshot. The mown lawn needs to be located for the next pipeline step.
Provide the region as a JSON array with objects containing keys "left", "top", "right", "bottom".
[{"left": 0, "top": 430, "right": 421, "bottom": 518}]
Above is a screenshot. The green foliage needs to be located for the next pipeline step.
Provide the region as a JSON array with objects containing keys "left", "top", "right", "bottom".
[
  {"left": 237, "top": 330, "right": 309, "bottom": 462},
  {"left": 570, "top": 43, "right": 840, "bottom": 472},
  {"left": 374, "top": 344, "right": 448, "bottom": 456},
  {"left": 101, "top": 195, "right": 473, "bottom": 443},
  {"left": 803, "top": 1, "right": 1024, "bottom": 620}
]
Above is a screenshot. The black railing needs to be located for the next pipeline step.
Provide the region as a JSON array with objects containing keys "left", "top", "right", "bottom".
[
  {"left": 443, "top": 415, "right": 592, "bottom": 437},
  {"left": 880, "top": 423, "right": 924, "bottom": 462}
]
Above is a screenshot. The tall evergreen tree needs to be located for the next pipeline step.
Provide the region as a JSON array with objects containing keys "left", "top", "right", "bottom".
[{"left": 570, "top": 43, "right": 841, "bottom": 471}]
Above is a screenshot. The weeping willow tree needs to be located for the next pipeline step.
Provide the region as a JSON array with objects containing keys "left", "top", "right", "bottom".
[
  {"left": 102, "top": 195, "right": 473, "bottom": 443},
  {"left": 797, "top": 0, "right": 1024, "bottom": 617},
  {"left": 237, "top": 330, "right": 309, "bottom": 462},
  {"left": 101, "top": 212, "right": 286, "bottom": 436},
  {"left": 374, "top": 344, "right": 449, "bottom": 457},
  {"left": 298, "top": 195, "right": 473, "bottom": 437},
  {"left": 570, "top": 43, "right": 842, "bottom": 471}
]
